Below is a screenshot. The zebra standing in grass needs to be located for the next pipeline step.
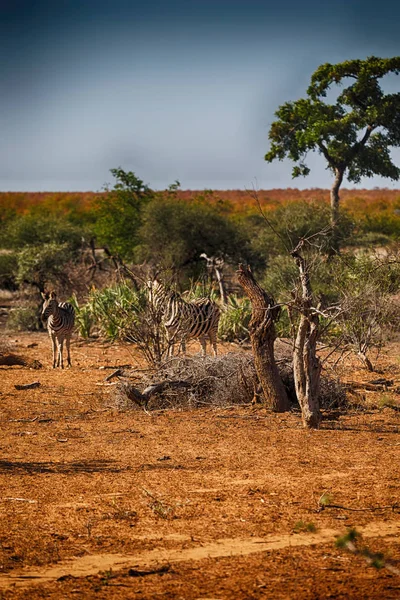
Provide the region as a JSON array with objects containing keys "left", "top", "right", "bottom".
[
  {"left": 41, "top": 291, "right": 75, "bottom": 368},
  {"left": 148, "top": 279, "right": 220, "bottom": 357}
]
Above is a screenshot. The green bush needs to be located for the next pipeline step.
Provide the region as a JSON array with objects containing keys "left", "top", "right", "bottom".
[
  {"left": 0, "top": 214, "right": 85, "bottom": 252},
  {"left": 85, "top": 283, "right": 147, "bottom": 340},
  {"left": 75, "top": 282, "right": 170, "bottom": 365},
  {"left": 360, "top": 212, "right": 400, "bottom": 239},
  {"left": 136, "top": 197, "right": 255, "bottom": 276},
  {"left": 16, "top": 243, "right": 74, "bottom": 291},
  {"left": 92, "top": 168, "right": 154, "bottom": 260},
  {"left": 0, "top": 251, "right": 18, "bottom": 289},
  {"left": 7, "top": 306, "right": 40, "bottom": 331},
  {"left": 243, "top": 201, "right": 355, "bottom": 260}
]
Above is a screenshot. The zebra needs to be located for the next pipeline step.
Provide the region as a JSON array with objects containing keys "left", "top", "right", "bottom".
[
  {"left": 148, "top": 279, "right": 220, "bottom": 357},
  {"left": 41, "top": 291, "right": 75, "bottom": 369}
]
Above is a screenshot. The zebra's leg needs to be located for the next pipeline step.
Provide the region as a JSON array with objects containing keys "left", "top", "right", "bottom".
[
  {"left": 50, "top": 331, "right": 57, "bottom": 369},
  {"left": 58, "top": 338, "right": 65, "bottom": 369},
  {"left": 166, "top": 332, "right": 174, "bottom": 357},
  {"left": 199, "top": 337, "right": 207, "bottom": 357},
  {"left": 210, "top": 333, "right": 218, "bottom": 357},
  {"left": 180, "top": 338, "right": 187, "bottom": 356},
  {"left": 66, "top": 334, "right": 72, "bottom": 368}
]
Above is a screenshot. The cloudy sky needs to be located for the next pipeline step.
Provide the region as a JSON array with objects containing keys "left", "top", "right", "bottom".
[{"left": 1, "top": 0, "right": 399, "bottom": 191}]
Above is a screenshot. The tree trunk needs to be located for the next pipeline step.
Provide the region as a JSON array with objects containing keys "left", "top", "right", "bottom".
[
  {"left": 357, "top": 351, "right": 374, "bottom": 372},
  {"left": 237, "top": 264, "right": 290, "bottom": 412},
  {"left": 214, "top": 266, "right": 228, "bottom": 305},
  {"left": 290, "top": 249, "right": 322, "bottom": 429},
  {"left": 330, "top": 168, "right": 344, "bottom": 254}
]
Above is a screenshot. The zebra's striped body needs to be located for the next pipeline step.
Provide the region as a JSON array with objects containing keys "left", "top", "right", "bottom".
[
  {"left": 149, "top": 279, "right": 220, "bottom": 357},
  {"left": 41, "top": 291, "right": 75, "bottom": 369}
]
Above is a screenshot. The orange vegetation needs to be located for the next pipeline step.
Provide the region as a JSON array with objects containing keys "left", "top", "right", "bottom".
[{"left": 1, "top": 189, "right": 400, "bottom": 219}]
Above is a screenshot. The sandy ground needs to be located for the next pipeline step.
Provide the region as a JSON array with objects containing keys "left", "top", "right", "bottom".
[{"left": 0, "top": 330, "right": 400, "bottom": 599}]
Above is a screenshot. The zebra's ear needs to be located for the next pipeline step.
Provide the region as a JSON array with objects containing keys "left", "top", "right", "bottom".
[
  {"left": 41, "top": 292, "right": 46, "bottom": 299},
  {"left": 50, "top": 291, "right": 57, "bottom": 299}
]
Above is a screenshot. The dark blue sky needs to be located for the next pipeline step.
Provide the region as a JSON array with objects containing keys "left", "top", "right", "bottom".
[{"left": 1, "top": 0, "right": 399, "bottom": 191}]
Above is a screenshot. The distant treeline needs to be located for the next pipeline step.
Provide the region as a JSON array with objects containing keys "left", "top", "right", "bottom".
[{"left": 1, "top": 188, "right": 400, "bottom": 220}]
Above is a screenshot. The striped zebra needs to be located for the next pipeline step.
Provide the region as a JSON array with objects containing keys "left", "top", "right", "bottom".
[
  {"left": 41, "top": 291, "right": 75, "bottom": 369},
  {"left": 148, "top": 279, "right": 220, "bottom": 357}
]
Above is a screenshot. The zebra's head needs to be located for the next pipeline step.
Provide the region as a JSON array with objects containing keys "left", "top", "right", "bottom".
[{"left": 41, "top": 291, "right": 58, "bottom": 321}]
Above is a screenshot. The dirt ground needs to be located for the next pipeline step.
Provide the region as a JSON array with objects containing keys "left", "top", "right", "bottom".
[{"left": 0, "top": 329, "right": 400, "bottom": 599}]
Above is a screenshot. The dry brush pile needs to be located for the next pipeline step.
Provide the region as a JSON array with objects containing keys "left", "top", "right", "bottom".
[{"left": 108, "top": 350, "right": 348, "bottom": 413}]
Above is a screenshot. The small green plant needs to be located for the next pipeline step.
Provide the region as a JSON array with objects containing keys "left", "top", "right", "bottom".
[
  {"left": 69, "top": 294, "right": 95, "bottom": 339},
  {"left": 336, "top": 529, "right": 399, "bottom": 574},
  {"left": 318, "top": 491, "right": 333, "bottom": 508},
  {"left": 293, "top": 520, "right": 317, "bottom": 534}
]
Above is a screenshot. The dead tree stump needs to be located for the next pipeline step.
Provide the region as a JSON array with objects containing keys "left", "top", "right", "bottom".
[{"left": 237, "top": 264, "right": 290, "bottom": 412}]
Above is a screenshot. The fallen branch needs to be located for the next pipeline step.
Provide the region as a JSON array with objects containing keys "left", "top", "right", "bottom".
[
  {"left": 115, "top": 380, "right": 192, "bottom": 410},
  {"left": 14, "top": 381, "right": 41, "bottom": 390},
  {"left": 104, "top": 368, "right": 122, "bottom": 382},
  {"left": 128, "top": 565, "right": 170, "bottom": 577},
  {"left": 344, "top": 379, "right": 395, "bottom": 392},
  {"left": 318, "top": 502, "right": 400, "bottom": 513}
]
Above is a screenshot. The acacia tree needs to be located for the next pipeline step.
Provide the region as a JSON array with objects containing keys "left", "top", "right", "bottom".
[{"left": 265, "top": 56, "right": 400, "bottom": 251}]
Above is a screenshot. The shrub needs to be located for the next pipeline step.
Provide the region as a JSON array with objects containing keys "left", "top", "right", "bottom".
[
  {"left": 7, "top": 306, "right": 40, "bottom": 331},
  {"left": 85, "top": 283, "right": 146, "bottom": 340},
  {"left": 243, "top": 200, "right": 355, "bottom": 261},
  {"left": 136, "top": 197, "right": 255, "bottom": 276},
  {"left": 16, "top": 243, "right": 74, "bottom": 291},
  {"left": 218, "top": 296, "right": 252, "bottom": 342},
  {"left": 75, "top": 283, "right": 168, "bottom": 364},
  {"left": 0, "top": 251, "right": 18, "bottom": 290},
  {"left": 0, "top": 214, "right": 85, "bottom": 252},
  {"left": 92, "top": 168, "right": 154, "bottom": 260},
  {"left": 69, "top": 294, "right": 95, "bottom": 339}
]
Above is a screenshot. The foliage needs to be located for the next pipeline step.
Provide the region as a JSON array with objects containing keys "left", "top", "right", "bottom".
[
  {"left": 359, "top": 212, "right": 400, "bottom": 239},
  {"left": 293, "top": 521, "right": 317, "bottom": 534},
  {"left": 69, "top": 294, "right": 95, "bottom": 339},
  {"left": 0, "top": 214, "right": 85, "bottom": 252},
  {"left": 84, "top": 283, "right": 146, "bottom": 340},
  {"left": 330, "top": 253, "right": 400, "bottom": 369},
  {"left": 218, "top": 295, "right": 252, "bottom": 342},
  {"left": 136, "top": 197, "right": 256, "bottom": 275},
  {"left": 92, "top": 168, "right": 154, "bottom": 260},
  {"left": 0, "top": 252, "right": 18, "bottom": 289},
  {"left": 242, "top": 200, "right": 355, "bottom": 260},
  {"left": 7, "top": 306, "right": 40, "bottom": 331},
  {"left": 336, "top": 529, "right": 399, "bottom": 574},
  {"left": 15, "top": 243, "right": 75, "bottom": 291},
  {"left": 265, "top": 56, "right": 400, "bottom": 251},
  {"left": 266, "top": 56, "right": 400, "bottom": 184},
  {"left": 74, "top": 283, "right": 170, "bottom": 364}
]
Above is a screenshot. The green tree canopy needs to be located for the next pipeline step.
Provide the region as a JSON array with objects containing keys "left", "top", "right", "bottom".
[
  {"left": 265, "top": 56, "right": 400, "bottom": 251},
  {"left": 136, "top": 196, "right": 255, "bottom": 275},
  {"left": 93, "top": 168, "right": 154, "bottom": 260}
]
